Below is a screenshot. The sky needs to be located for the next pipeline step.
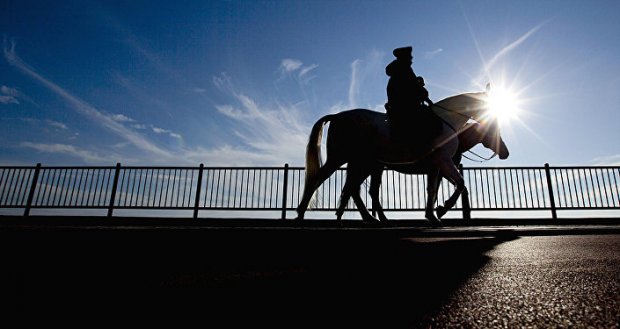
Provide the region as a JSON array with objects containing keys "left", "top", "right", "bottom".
[{"left": 1, "top": 0, "right": 620, "bottom": 168}]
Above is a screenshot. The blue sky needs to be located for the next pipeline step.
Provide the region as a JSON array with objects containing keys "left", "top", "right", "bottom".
[{"left": 2, "top": 0, "right": 620, "bottom": 167}]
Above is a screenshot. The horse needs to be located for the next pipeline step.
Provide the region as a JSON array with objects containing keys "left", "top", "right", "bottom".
[
  {"left": 336, "top": 121, "right": 509, "bottom": 224},
  {"left": 295, "top": 89, "right": 509, "bottom": 225}
]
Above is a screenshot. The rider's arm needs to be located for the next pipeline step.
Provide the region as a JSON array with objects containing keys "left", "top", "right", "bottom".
[{"left": 425, "top": 97, "right": 433, "bottom": 107}]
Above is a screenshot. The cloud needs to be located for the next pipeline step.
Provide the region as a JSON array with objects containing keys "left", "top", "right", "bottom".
[
  {"left": 280, "top": 59, "right": 303, "bottom": 73},
  {"left": 0, "top": 85, "right": 20, "bottom": 104},
  {"left": 20, "top": 142, "right": 116, "bottom": 163},
  {"left": 347, "top": 49, "right": 385, "bottom": 108},
  {"left": 151, "top": 125, "right": 182, "bottom": 139},
  {"left": 211, "top": 74, "right": 310, "bottom": 165},
  {"left": 424, "top": 48, "right": 444, "bottom": 59},
  {"left": 209, "top": 51, "right": 386, "bottom": 166},
  {"left": 299, "top": 64, "right": 319, "bottom": 78},
  {"left": 278, "top": 58, "right": 319, "bottom": 84},
  {"left": 589, "top": 154, "right": 620, "bottom": 166},
  {"left": 349, "top": 59, "right": 361, "bottom": 107},
  {"left": 484, "top": 22, "right": 545, "bottom": 73},
  {"left": 45, "top": 120, "right": 68, "bottom": 130},
  {"left": 110, "top": 113, "right": 135, "bottom": 122},
  {"left": 191, "top": 87, "right": 207, "bottom": 94},
  {"left": 4, "top": 42, "right": 175, "bottom": 161}
]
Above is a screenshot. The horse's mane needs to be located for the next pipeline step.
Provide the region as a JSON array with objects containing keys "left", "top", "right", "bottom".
[{"left": 436, "top": 92, "right": 486, "bottom": 107}]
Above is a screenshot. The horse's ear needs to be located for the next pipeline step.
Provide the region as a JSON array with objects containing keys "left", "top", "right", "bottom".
[{"left": 485, "top": 83, "right": 491, "bottom": 92}]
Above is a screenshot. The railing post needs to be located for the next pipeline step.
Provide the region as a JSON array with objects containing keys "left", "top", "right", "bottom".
[
  {"left": 193, "top": 163, "right": 204, "bottom": 219},
  {"left": 107, "top": 163, "right": 121, "bottom": 217},
  {"left": 544, "top": 163, "right": 558, "bottom": 219},
  {"left": 281, "top": 163, "right": 289, "bottom": 220},
  {"left": 23, "top": 163, "right": 41, "bottom": 217},
  {"left": 459, "top": 164, "right": 471, "bottom": 220}
]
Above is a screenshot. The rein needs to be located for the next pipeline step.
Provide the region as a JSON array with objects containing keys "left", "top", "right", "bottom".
[
  {"left": 433, "top": 103, "right": 498, "bottom": 163},
  {"left": 432, "top": 103, "right": 472, "bottom": 119},
  {"left": 463, "top": 149, "right": 497, "bottom": 162}
]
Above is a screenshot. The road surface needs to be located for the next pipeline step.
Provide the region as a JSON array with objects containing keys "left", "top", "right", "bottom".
[{"left": 2, "top": 225, "right": 619, "bottom": 328}]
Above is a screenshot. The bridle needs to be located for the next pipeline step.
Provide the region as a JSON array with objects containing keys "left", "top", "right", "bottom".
[{"left": 433, "top": 102, "right": 498, "bottom": 163}]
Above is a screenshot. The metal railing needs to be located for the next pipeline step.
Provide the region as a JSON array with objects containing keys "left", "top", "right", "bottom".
[{"left": 1, "top": 163, "right": 619, "bottom": 219}]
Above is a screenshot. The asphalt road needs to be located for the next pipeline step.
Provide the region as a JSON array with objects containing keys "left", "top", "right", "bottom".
[{"left": 2, "top": 227, "right": 619, "bottom": 328}]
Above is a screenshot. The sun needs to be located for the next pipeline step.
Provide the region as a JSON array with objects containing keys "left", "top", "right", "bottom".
[{"left": 485, "top": 86, "right": 520, "bottom": 124}]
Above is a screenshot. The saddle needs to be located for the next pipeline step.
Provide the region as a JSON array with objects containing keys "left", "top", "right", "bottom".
[{"left": 388, "top": 106, "right": 443, "bottom": 156}]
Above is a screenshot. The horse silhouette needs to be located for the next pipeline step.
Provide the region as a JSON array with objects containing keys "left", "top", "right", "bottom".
[
  {"left": 296, "top": 88, "right": 509, "bottom": 226},
  {"left": 340, "top": 121, "right": 509, "bottom": 224}
]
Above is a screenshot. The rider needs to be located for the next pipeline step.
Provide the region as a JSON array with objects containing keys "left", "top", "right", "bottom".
[{"left": 384, "top": 46, "right": 440, "bottom": 151}]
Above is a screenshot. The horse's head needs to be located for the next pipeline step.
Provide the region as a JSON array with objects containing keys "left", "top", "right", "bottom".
[{"left": 481, "top": 118, "right": 509, "bottom": 159}]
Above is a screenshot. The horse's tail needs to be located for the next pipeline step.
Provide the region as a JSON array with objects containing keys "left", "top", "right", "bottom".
[{"left": 304, "top": 114, "right": 334, "bottom": 187}]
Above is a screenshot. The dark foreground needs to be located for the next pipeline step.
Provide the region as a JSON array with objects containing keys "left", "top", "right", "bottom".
[{"left": 2, "top": 219, "right": 619, "bottom": 328}]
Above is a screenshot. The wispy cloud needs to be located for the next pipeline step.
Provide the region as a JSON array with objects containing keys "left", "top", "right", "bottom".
[
  {"left": 20, "top": 142, "right": 117, "bottom": 163},
  {"left": 347, "top": 49, "right": 385, "bottom": 109},
  {"left": 110, "top": 113, "right": 135, "bottom": 122},
  {"left": 210, "top": 73, "right": 310, "bottom": 165},
  {"left": 4, "top": 42, "right": 175, "bottom": 161},
  {"left": 278, "top": 58, "right": 319, "bottom": 84},
  {"left": 424, "top": 48, "right": 444, "bottom": 59},
  {"left": 349, "top": 59, "right": 362, "bottom": 108},
  {"left": 483, "top": 22, "right": 545, "bottom": 72},
  {"left": 280, "top": 59, "right": 303, "bottom": 73},
  {"left": 151, "top": 125, "right": 182, "bottom": 140},
  {"left": 0, "top": 85, "right": 20, "bottom": 104},
  {"left": 299, "top": 64, "right": 319, "bottom": 78},
  {"left": 589, "top": 154, "right": 620, "bottom": 166},
  {"left": 46, "top": 120, "right": 68, "bottom": 130},
  {"left": 191, "top": 87, "right": 207, "bottom": 94},
  {"left": 109, "top": 112, "right": 182, "bottom": 140}
]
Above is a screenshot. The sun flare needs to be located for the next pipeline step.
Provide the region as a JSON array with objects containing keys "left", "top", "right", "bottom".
[{"left": 486, "top": 86, "right": 520, "bottom": 124}]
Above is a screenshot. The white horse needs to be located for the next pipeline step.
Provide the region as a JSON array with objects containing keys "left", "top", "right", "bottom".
[{"left": 295, "top": 89, "right": 509, "bottom": 225}]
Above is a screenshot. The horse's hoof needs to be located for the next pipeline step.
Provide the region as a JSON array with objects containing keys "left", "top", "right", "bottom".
[
  {"left": 429, "top": 218, "right": 443, "bottom": 227},
  {"left": 362, "top": 219, "right": 381, "bottom": 227},
  {"left": 425, "top": 213, "right": 443, "bottom": 227},
  {"left": 362, "top": 215, "right": 379, "bottom": 223},
  {"left": 436, "top": 206, "right": 448, "bottom": 219}
]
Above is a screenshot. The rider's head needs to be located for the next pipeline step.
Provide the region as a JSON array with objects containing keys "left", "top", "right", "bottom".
[
  {"left": 417, "top": 76, "right": 425, "bottom": 86},
  {"left": 393, "top": 46, "right": 413, "bottom": 62}
]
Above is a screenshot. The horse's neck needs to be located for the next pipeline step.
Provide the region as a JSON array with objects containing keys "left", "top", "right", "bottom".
[{"left": 433, "top": 93, "right": 485, "bottom": 130}]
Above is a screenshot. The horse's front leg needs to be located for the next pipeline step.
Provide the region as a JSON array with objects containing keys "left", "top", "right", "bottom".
[
  {"left": 435, "top": 160, "right": 465, "bottom": 219},
  {"left": 425, "top": 169, "right": 443, "bottom": 226},
  {"left": 369, "top": 168, "right": 389, "bottom": 222}
]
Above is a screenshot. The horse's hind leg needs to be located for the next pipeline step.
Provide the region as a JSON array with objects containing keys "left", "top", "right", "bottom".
[
  {"left": 336, "top": 163, "right": 376, "bottom": 222},
  {"left": 351, "top": 192, "right": 377, "bottom": 223},
  {"left": 296, "top": 160, "right": 342, "bottom": 220}
]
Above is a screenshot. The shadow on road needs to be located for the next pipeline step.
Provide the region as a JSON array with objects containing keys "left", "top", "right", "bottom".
[{"left": 4, "top": 228, "right": 517, "bottom": 327}]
